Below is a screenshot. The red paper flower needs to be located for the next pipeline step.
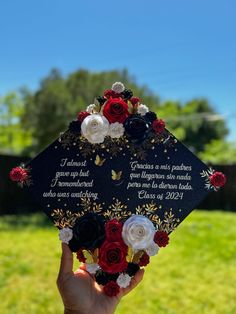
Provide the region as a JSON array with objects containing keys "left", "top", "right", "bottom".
[
  {"left": 138, "top": 252, "right": 150, "bottom": 267},
  {"left": 154, "top": 231, "right": 169, "bottom": 247},
  {"left": 130, "top": 97, "right": 140, "bottom": 105},
  {"left": 77, "top": 111, "right": 90, "bottom": 122},
  {"left": 209, "top": 171, "right": 226, "bottom": 188},
  {"left": 103, "top": 281, "right": 120, "bottom": 297},
  {"left": 9, "top": 167, "right": 28, "bottom": 182},
  {"left": 152, "top": 119, "right": 165, "bottom": 133},
  {"left": 104, "top": 89, "right": 121, "bottom": 99},
  {"left": 76, "top": 249, "right": 86, "bottom": 263},
  {"left": 103, "top": 98, "right": 129, "bottom": 124},
  {"left": 98, "top": 240, "right": 128, "bottom": 273},
  {"left": 105, "top": 219, "right": 123, "bottom": 242}
]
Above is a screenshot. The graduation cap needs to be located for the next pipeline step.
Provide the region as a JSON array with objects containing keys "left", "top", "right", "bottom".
[{"left": 10, "top": 82, "right": 226, "bottom": 296}]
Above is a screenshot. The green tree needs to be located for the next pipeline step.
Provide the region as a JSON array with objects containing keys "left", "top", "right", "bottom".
[
  {"left": 198, "top": 139, "right": 236, "bottom": 165},
  {"left": 158, "top": 98, "right": 228, "bottom": 153},
  {"left": 0, "top": 92, "right": 32, "bottom": 155},
  {"left": 22, "top": 68, "right": 160, "bottom": 154},
  {"left": 21, "top": 68, "right": 229, "bottom": 157}
]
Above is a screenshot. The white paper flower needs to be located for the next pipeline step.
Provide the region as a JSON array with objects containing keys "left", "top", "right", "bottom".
[
  {"left": 116, "top": 273, "right": 132, "bottom": 288},
  {"left": 59, "top": 227, "right": 73, "bottom": 244},
  {"left": 112, "top": 82, "right": 125, "bottom": 93},
  {"left": 145, "top": 241, "right": 159, "bottom": 256},
  {"left": 122, "top": 215, "right": 156, "bottom": 250},
  {"left": 86, "top": 263, "right": 100, "bottom": 274},
  {"left": 108, "top": 122, "right": 125, "bottom": 138},
  {"left": 81, "top": 114, "right": 109, "bottom": 144},
  {"left": 86, "top": 104, "right": 96, "bottom": 113},
  {"left": 137, "top": 104, "right": 149, "bottom": 116}
]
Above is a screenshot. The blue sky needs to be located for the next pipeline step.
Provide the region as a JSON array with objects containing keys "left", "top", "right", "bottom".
[{"left": 1, "top": 0, "right": 236, "bottom": 140}]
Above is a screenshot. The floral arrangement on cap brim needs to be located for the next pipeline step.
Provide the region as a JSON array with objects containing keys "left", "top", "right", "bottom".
[
  {"left": 68, "top": 82, "right": 166, "bottom": 145},
  {"left": 200, "top": 168, "right": 227, "bottom": 191},
  {"left": 59, "top": 213, "right": 169, "bottom": 297},
  {"left": 9, "top": 164, "right": 32, "bottom": 187}
]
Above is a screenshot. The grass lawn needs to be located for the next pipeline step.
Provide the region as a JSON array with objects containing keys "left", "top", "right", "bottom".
[{"left": 0, "top": 210, "right": 236, "bottom": 314}]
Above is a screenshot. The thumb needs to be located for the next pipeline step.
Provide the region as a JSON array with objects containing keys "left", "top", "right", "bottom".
[{"left": 58, "top": 243, "right": 74, "bottom": 276}]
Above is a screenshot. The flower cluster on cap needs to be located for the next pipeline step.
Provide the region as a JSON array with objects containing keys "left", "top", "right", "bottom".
[
  {"left": 58, "top": 214, "right": 170, "bottom": 297},
  {"left": 9, "top": 165, "right": 32, "bottom": 187},
  {"left": 69, "top": 82, "right": 165, "bottom": 145}
]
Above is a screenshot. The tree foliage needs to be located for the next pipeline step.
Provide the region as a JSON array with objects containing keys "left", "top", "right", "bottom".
[
  {"left": 22, "top": 69, "right": 160, "bottom": 153},
  {"left": 0, "top": 68, "right": 230, "bottom": 161},
  {"left": 198, "top": 140, "right": 236, "bottom": 165},
  {"left": 0, "top": 92, "right": 32, "bottom": 154},
  {"left": 158, "top": 99, "right": 228, "bottom": 153}
]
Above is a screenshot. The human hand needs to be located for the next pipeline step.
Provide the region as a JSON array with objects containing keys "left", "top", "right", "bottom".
[{"left": 57, "top": 243, "right": 145, "bottom": 314}]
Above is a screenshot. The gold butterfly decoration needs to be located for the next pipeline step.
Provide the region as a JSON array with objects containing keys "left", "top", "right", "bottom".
[
  {"left": 94, "top": 155, "right": 106, "bottom": 166},
  {"left": 126, "top": 247, "right": 134, "bottom": 262},
  {"left": 111, "top": 170, "right": 122, "bottom": 181},
  {"left": 82, "top": 248, "right": 99, "bottom": 264}
]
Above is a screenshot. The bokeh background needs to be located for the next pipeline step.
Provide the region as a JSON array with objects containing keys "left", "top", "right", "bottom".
[{"left": 0, "top": 1, "right": 236, "bottom": 313}]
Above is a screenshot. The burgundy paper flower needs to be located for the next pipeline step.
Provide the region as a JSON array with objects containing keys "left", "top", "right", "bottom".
[
  {"left": 152, "top": 119, "right": 165, "bottom": 133},
  {"left": 154, "top": 231, "right": 169, "bottom": 247},
  {"left": 76, "top": 249, "right": 86, "bottom": 263},
  {"left": 77, "top": 111, "right": 90, "bottom": 122},
  {"left": 130, "top": 97, "right": 140, "bottom": 105},
  {"left": 104, "top": 89, "right": 121, "bottom": 99},
  {"left": 124, "top": 114, "right": 151, "bottom": 144},
  {"left": 103, "top": 98, "right": 129, "bottom": 123},
  {"left": 145, "top": 111, "right": 157, "bottom": 123},
  {"left": 98, "top": 240, "right": 128, "bottom": 273},
  {"left": 105, "top": 219, "right": 123, "bottom": 241},
  {"left": 103, "top": 281, "right": 120, "bottom": 297},
  {"left": 138, "top": 252, "right": 150, "bottom": 267},
  {"left": 209, "top": 171, "right": 226, "bottom": 188},
  {"left": 9, "top": 167, "right": 28, "bottom": 182}
]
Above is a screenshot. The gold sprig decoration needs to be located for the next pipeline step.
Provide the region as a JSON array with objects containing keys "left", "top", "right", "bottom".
[
  {"left": 104, "top": 199, "right": 132, "bottom": 220},
  {"left": 158, "top": 209, "right": 180, "bottom": 233},
  {"left": 51, "top": 209, "right": 80, "bottom": 228},
  {"left": 135, "top": 203, "right": 180, "bottom": 233},
  {"left": 135, "top": 202, "right": 161, "bottom": 226}
]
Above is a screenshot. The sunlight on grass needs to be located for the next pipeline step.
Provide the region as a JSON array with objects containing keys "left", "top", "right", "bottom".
[{"left": 0, "top": 211, "right": 236, "bottom": 314}]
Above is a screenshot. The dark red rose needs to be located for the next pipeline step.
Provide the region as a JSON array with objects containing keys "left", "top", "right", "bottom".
[
  {"left": 121, "top": 89, "right": 133, "bottom": 100},
  {"left": 145, "top": 111, "right": 157, "bottom": 123},
  {"left": 154, "top": 231, "right": 169, "bottom": 247},
  {"left": 103, "top": 98, "right": 129, "bottom": 123},
  {"left": 130, "top": 97, "right": 140, "bottom": 105},
  {"left": 98, "top": 240, "right": 128, "bottom": 273},
  {"left": 124, "top": 114, "right": 151, "bottom": 144},
  {"left": 9, "top": 167, "right": 28, "bottom": 182},
  {"left": 105, "top": 219, "right": 123, "bottom": 241},
  {"left": 209, "top": 171, "right": 226, "bottom": 188},
  {"left": 126, "top": 262, "right": 140, "bottom": 276},
  {"left": 152, "top": 119, "right": 165, "bottom": 133},
  {"left": 103, "top": 281, "right": 120, "bottom": 297},
  {"left": 76, "top": 249, "right": 86, "bottom": 263},
  {"left": 77, "top": 111, "right": 90, "bottom": 122},
  {"left": 69, "top": 213, "right": 105, "bottom": 252},
  {"left": 138, "top": 252, "right": 150, "bottom": 267},
  {"left": 68, "top": 120, "right": 81, "bottom": 134},
  {"left": 104, "top": 89, "right": 121, "bottom": 99}
]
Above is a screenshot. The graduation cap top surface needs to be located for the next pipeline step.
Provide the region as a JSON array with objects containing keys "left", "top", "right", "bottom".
[
  {"left": 10, "top": 82, "right": 226, "bottom": 295},
  {"left": 18, "top": 82, "right": 225, "bottom": 235}
]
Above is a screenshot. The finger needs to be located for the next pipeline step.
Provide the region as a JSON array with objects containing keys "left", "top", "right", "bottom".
[
  {"left": 120, "top": 268, "right": 145, "bottom": 297},
  {"left": 74, "top": 263, "right": 86, "bottom": 274},
  {"left": 59, "top": 243, "right": 73, "bottom": 276}
]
